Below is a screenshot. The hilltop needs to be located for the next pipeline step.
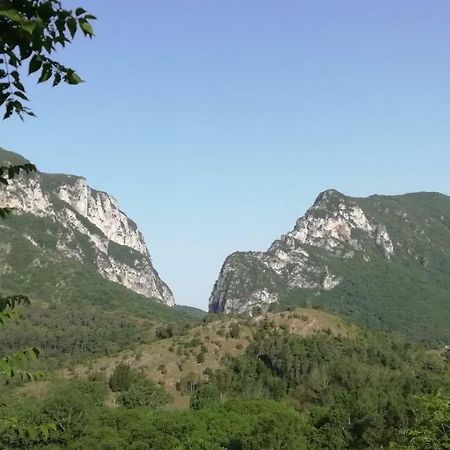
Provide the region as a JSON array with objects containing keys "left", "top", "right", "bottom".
[{"left": 210, "top": 189, "right": 450, "bottom": 345}]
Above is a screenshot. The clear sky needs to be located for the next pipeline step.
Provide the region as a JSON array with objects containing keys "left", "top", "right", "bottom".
[{"left": 2, "top": 1, "right": 450, "bottom": 309}]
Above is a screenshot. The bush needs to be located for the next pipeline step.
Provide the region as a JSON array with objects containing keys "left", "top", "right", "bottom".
[
  {"left": 155, "top": 325, "right": 174, "bottom": 340},
  {"left": 177, "top": 373, "right": 199, "bottom": 394},
  {"left": 229, "top": 322, "right": 240, "bottom": 339},
  {"left": 190, "top": 383, "right": 221, "bottom": 410},
  {"left": 186, "top": 338, "right": 202, "bottom": 348},
  {"left": 120, "top": 378, "right": 171, "bottom": 409},
  {"left": 109, "top": 363, "right": 133, "bottom": 392},
  {"left": 197, "top": 351, "right": 206, "bottom": 364}
]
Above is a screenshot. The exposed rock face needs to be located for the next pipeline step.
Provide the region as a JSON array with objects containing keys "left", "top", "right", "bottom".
[
  {"left": 0, "top": 149, "right": 174, "bottom": 305},
  {"left": 209, "top": 189, "right": 397, "bottom": 314},
  {"left": 210, "top": 189, "right": 450, "bottom": 344}
]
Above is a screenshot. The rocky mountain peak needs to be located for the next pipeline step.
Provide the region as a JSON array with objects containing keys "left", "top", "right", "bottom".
[
  {"left": 209, "top": 190, "right": 431, "bottom": 316},
  {"left": 0, "top": 148, "right": 174, "bottom": 306},
  {"left": 285, "top": 189, "right": 394, "bottom": 257},
  {"left": 311, "top": 188, "right": 346, "bottom": 208}
]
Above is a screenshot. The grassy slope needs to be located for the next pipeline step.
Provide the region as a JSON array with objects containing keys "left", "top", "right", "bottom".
[
  {"left": 0, "top": 148, "right": 30, "bottom": 165},
  {"left": 50, "top": 308, "right": 357, "bottom": 408}
]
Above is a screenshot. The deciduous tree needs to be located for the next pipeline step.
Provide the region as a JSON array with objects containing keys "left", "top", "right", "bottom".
[{"left": 0, "top": 0, "right": 95, "bottom": 119}]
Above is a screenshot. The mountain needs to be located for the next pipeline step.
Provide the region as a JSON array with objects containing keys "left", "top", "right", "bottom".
[
  {"left": 0, "top": 148, "right": 174, "bottom": 307},
  {"left": 209, "top": 189, "right": 450, "bottom": 344}
]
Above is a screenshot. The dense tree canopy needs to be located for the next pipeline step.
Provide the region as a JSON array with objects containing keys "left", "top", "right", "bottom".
[{"left": 0, "top": 322, "right": 448, "bottom": 449}]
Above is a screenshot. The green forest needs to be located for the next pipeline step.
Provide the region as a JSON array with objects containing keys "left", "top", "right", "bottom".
[{"left": 1, "top": 318, "right": 449, "bottom": 449}]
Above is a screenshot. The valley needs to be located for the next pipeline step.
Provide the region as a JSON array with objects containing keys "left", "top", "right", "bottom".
[
  {"left": 1, "top": 2, "right": 449, "bottom": 448},
  {"left": 0, "top": 149, "right": 449, "bottom": 449}
]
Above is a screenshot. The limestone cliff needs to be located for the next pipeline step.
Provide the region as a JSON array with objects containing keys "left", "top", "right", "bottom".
[
  {"left": 209, "top": 189, "right": 450, "bottom": 319},
  {"left": 0, "top": 148, "right": 174, "bottom": 305}
]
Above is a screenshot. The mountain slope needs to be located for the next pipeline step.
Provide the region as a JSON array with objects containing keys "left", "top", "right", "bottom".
[
  {"left": 0, "top": 148, "right": 174, "bottom": 306},
  {"left": 209, "top": 189, "right": 450, "bottom": 344},
  {"left": 60, "top": 306, "right": 357, "bottom": 408}
]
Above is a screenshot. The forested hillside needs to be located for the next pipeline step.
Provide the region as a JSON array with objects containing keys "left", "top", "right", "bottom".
[
  {"left": 210, "top": 190, "right": 450, "bottom": 345},
  {"left": 0, "top": 147, "right": 175, "bottom": 307},
  {"left": 1, "top": 310, "right": 448, "bottom": 449}
]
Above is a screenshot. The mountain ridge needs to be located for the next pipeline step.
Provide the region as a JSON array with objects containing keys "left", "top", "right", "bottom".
[
  {"left": 209, "top": 188, "right": 450, "bottom": 344},
  {"left": 0, "top": 147, "right": 174, "bottom": 306}
]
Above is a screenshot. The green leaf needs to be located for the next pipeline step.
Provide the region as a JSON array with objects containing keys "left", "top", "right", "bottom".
[
  {"left": 14, "top": 91, "right": 29, "bottom": 101},
  {"left": 38, "top": 66, "right": 52, "bottom": 83},
  {"left": 3, "top": 101, "right": 14, "bottom": 119},
  {"left": 0, "top": 93, "right": 9, "bottom": 106},
  {"left": 40, "top": 424, "right": 51, "bottom": 439},
  {"left": 19, "top": 44, "right": 32, "bottom": 60},
  {"left": 8, "top": 53, "right": 18, "bottom": 67},
  {"left": 52, "top": 72, "right": 62, "bottom": 87},
  {"left": 43, "top": 36, "right": 53, "bottom": 53},
  {"left": 26, "top": 426, "right": 38, "bottom": 440},
  {"left": 21, "top": 19, "right": 39, "bottom": 34},
  {"left": 28, "top": 55, "right": 42, "bottom": 75},
  {"left": 66, "top": 71, "right": 83, "bottom": 85},
  {"left": 79, "top": 20, "right": 94, "bottom": 36},
  {"left": 10, "top": 70, "right": 20, "bottom": 82},
  {"left": 75, "top": 7, "right": 87, "bottom": 16},
  {"left": 13, "top": 80, "right": 26, "bottom": 92},
  {"left": 67, "top": 17, "right": 77, "bottom": 38},
  {"left": 0, "top": 9, "right": 23, "bottom": 22}
]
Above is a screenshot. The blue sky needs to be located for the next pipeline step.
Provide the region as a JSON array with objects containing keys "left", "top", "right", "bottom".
[{"left": 2, "top": 1, "right": 450, "bottom": 309}]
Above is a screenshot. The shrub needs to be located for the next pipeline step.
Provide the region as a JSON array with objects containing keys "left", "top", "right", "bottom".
[
  {"left": 177, "top": 373, "right": 199, "bottom": 394},
  {"left": 190, "top": 383, "right": 221, "bottom": 410},
  {"left": 155, "top": 325, "right": 174, "bottom": 340},
  {"left": 196, "top": 351, "right": 206, "bottom": 364},
  {"left": 186, "top": 338, "right": 202, "bottom": 348},
  {"left": 229, "top": 322, "right": 240, "bottom": 339},
  {"left": 120, "top": 378, "right": 171, "bottom": 409},
  {"left": 158, "top": 364, "right": 167, "bottom": 375},
  {"left": 109, "top": 363, "right": 133, "bottom": 392}
]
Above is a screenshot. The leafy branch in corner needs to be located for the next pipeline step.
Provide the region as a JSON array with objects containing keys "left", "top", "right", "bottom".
[
  {"left": 0, "top": 295, "right": 42, "bottom": 380},
  {"left": 0, "top": 164, "right": 42, "bottom": 381},
  {"left": 0, "top": 0, "right": 96, "bottom": 119}
]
